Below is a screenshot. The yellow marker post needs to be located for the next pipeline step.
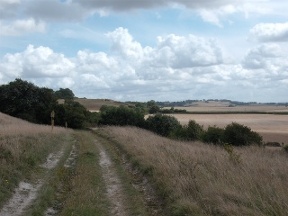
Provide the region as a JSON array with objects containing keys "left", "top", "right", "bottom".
[{"left": 51, "top": 110, "right": 55, "bottom": 131}]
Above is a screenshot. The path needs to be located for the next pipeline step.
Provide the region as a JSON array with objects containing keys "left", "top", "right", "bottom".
[{"left": 96, "top": 140, "right": 128, "bottom": 216}]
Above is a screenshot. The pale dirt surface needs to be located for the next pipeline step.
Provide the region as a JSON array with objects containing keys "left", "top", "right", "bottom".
[
  {"left": 171, "top": 114, "right": 288, "bottom": 143},
  {"left": 0, "top": 149, "right": 65, "bottom": 216},
  {"left": 0, "top": 182, "right": 43, "bottom": 216},
  {"left": 96, "top": 140, "right": 128, "bottom": 216}
]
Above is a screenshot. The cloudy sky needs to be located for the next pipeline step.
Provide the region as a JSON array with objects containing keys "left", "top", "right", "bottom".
[{"left": 0, "top": 0, "right": 287, "bottom": 102}]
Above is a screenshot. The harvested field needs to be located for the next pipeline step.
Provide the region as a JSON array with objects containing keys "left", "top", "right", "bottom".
[
  {"left": 170, "top": 114, "right": 288, "bottom": 144},
  {"left": 165, "top": 105, "right": 288, "bottom": 113}
]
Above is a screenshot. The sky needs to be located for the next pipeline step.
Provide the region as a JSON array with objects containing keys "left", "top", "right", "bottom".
[{"left": 0, "top": 0, "right": 288, "bottom": 102}]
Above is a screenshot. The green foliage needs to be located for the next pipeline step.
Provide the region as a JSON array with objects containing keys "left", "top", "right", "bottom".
[
  {"left": 54, "top": 100, "right": 91, "bottom": 129},
  {"left": 223, "top": 144, "right": 242, "bottom": 164},
  {"left": 202, "top": 126, "right": 224, "bottom": 144},
  {"left": 145, "top": 114, "right": 181, "bottom": 137},
  {"left": 54, "top": 88, "right": 75, "bottom": 100},
  {"left": 284, "top": 145, "right": 288, "bottom": 153},
  {"left": 147, "top": 100, "right": 160, "bottom": 114},
  {"left": 99, "top": 105, "right": 145, "bottom": 127},
  {"left": 0, "top": 79, "right": 56, "bottom": 124},
  {"left": 223, "top": 122, "right": 262, "bottom": 146},
  {"left": 185, "top": 120, "right": 204, "bottom": 141}
]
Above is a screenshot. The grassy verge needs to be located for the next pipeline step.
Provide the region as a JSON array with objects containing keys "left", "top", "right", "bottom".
[
  {"left": 99, "top": 126, "right": 288, "bottom": 216},
  {"left": 0, "top": 132, "right": 68, "bottom": 208}
]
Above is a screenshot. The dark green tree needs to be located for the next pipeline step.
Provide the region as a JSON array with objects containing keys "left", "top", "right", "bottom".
[
  {"left": 145, "top": 114, "right": 181, "bottom": 137},
  {"left": 99, "top": 105, "right": 145, "bottom": 127},
  {"left": 55, "top": 100, "right": 90, "bottom": 129},
  {"left": 223, "top": 122, "right": 262, "bottom": 146},
  {"left": 147, "top": 100, "right": 160, "bottom": 114},
  {"left": 0, "top": 79, "right": 57, "bottom": 124},
  {"left": 54, "top": 88, "right": 75, "bottom": 100},
  {"left": 202, "top": 126, "right": 225, "bottom": 144}
]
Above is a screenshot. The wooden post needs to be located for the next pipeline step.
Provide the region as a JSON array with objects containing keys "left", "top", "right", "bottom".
[
  {"left": 65, "top": 121, "right": 68, "bottom": 129},
  {"left": 51, "top": 110, "right": 55, "bottom": 131}
]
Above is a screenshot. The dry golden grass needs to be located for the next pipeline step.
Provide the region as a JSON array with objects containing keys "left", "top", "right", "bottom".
[
  {"left": 101, "top": 126, "right": 288, "bottom": 216},
  {"left": 0, "top": 112, "right": 67, "bottom": 136},
  {"left": 0, "top": 112, "right": 71, "bottom": 208}
]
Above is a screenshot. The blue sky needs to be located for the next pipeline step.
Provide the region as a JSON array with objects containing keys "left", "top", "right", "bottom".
[{"left": 0, "top": 0, "right": 288, "bottom": 102}]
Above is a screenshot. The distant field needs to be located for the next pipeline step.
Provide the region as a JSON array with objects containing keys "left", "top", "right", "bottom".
[
  {"left": 75, "top": 98, "right": 124, "bottom": 112},
  {"left": 164, "top": 105, "right": 288, "bottom": 113},
  {"left": 170, "top": 113, "right": 288, "bottom": 144}
]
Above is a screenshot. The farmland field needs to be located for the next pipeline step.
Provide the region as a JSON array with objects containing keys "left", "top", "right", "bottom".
[
  {"left": 170, "top": 113, "right": 288, "bottom": 144},
  {"left": 164, "top": 104, "right": 288, "bottom": 113}
]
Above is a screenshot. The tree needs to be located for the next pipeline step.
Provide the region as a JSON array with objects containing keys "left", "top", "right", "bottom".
[
  {"left": 147, "top": 100, "right": 160, "bottom": 114},
  {"left": 202, "top": 126, "right": 225, "bottom": 144},
  {"left": 145, "top": 114, "right": 181, "bottom": 137},
  {"left": 54, "top": 88, "right": 75, "bottom": 100},
  {"left": 99, "top": 105, "right": 145, "bottom": 127},
  {"left": 223, "top": 122, "right": 262, "bottom": 146},
  {"left": 54, "top": 100, "right": 91, "bottom": 129},
  {"left": 0, "top": 79, "right": 57, "bottom": 124}
]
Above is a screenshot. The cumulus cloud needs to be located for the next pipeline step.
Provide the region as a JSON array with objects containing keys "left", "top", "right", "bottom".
[
  {"left": 242, "top": 44, "right": 288, "bottom": 83},
  {"left": 249, "top": 22, "right": 288, "bottom": 42},
  {"left": 0, "top": 45, "right": 74, "bottom": 79},
  {"left": 0, "top": 28, "right": 287, "bottom": 102},
  {"left": 0, "top": 18, "right": 45, "bottom": 36}
]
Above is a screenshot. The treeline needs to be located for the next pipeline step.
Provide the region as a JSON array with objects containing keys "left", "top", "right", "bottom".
[
  {"left": 98, "top": 106, "right": 263, "bottom": 146},
  {"left": 0, "top": 79, "right": 263, "bottom": 146},
  {"left": 0, "top": 79, "right": 99, "bottom": 129}
]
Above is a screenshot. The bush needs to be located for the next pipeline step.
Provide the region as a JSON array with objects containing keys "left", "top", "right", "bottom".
[
  {"left": 223, "top": 122, "right": 262, "bottom": 146},
  {"left": 202, "top": 126, "right": 225, "bottom": 144},
  {"left": 146, "top": 114, "right": 181, "bottom": 137},
  {"left": 99, "top": 105, "right": 145, "bottom": 127},
  {"left": 185, "top": 120, "right": 204, "bottom": 141},
  {"left": 284, "top": 145, "right": 288, "bottom": 153}
]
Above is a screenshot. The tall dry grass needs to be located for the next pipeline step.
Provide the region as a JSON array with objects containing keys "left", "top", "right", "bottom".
[
  {"left": 101, "top": 126, "right": 288, "bottom": 216},
  {"left": 0, "top": 112, "right": 70, "bottom": 207},
  {"left": 0, "top": 112, "right": 67, "bottom": 136}
]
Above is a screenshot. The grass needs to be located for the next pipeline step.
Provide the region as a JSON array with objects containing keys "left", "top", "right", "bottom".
[
  {"left": 0, "top": 112, "right": 69, "bottom": 209},
  {"left": 94, "top": 131, "right": 159, "bottom": 216},
  {"left": 59, "top": 131, "right": 110, "bottom": 216},
  {"left": 100, "top": 126, "right": 288, "bottom": 216}
]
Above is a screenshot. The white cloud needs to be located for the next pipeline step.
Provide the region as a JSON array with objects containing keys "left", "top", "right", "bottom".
[
  {"left": 249, "top": 22, "right": 288, "bottom": 42},
  {"left": 0, "top": 18, "right": 45, "bottom": 36},
  {"left": 0, "top": 45, "right": 74, "bottom": 79},
  {"left": 0, "top": 28, "right": 287, "bottom": 102}
]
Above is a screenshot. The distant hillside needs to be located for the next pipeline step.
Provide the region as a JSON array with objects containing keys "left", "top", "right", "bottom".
[{"left": 75, "top": 98, "right": 125, "bottom": 112}]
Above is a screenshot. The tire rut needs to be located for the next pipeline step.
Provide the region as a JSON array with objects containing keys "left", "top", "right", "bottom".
[
  {"left": 0, "top": 149, "right": 65, "bottom": 216},
  {"left": 95, "top": 140, "right": 128, "bottom": 216}
]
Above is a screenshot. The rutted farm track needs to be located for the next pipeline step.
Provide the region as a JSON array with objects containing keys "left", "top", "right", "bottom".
[{"left": 0, "top": 131, "right": 164, "bottom": 216}]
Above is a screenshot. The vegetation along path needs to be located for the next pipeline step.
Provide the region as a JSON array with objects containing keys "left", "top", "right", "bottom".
[{"left": 0, "top": 129, "right": 165, "bottom": 215}]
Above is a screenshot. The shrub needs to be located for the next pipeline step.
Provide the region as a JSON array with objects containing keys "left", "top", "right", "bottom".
[
  {"left": 185, "top": 120, "right": 204, "bottom": 141},
  {"left": 223, "top": 122, "right": 262, "bottom": 146},
  {"left": 202, "top": 126, "right": 225, "bottom": 144},
  {"left": 145, "top": 114, "right": 181, "bottom": 137},
  {"left": 99, "top": 105, "right": 145, "bottom": 127},
  {"left": 284, "top": 145, "right": 288, "bottom": 153}
]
